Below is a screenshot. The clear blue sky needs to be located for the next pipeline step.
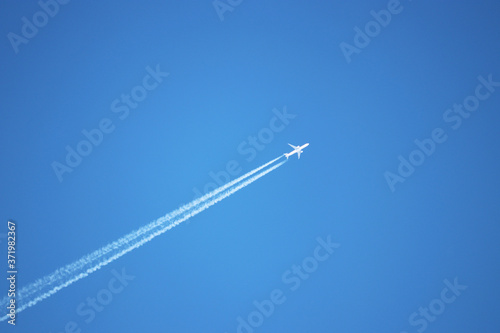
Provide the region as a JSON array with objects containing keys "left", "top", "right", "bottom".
[{"left": 1, "top": 1, "right": 500, "bottom": 332}]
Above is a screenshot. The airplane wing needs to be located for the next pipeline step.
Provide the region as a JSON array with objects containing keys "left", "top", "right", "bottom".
[
  {"left": 288, "top": 143, "right": 298, "bottom": 149},
  {"left": 297, "top": 151, "right": 301, "bottom": 159}
]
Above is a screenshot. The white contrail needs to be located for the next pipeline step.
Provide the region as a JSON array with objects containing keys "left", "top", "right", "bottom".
[
  {"left": 7, "top": 155, "right": 283, "bottom": 306},
  {"left": 0, "top": 156, "right": 286, "bottom": 321}
]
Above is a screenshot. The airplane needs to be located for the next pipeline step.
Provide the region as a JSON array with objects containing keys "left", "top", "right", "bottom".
[{"left": 285, "top": 143, "right": 309, "bottom": 159}]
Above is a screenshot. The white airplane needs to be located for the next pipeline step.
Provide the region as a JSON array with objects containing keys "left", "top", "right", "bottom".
[{"left": 285, "top": 143, "right": 309, "bottom": 159}]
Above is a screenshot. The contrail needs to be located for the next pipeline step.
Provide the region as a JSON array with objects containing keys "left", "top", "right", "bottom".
[
  {"left": 5, "top": 156, "right": 283, "bottom": 308},
  {"left": 0, "top": 156, "right": 286, "bottom": 321}
]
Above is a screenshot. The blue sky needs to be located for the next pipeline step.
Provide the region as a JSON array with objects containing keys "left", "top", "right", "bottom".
[{"left": 1, "top": 1, "right": 500, "bottom": 332}]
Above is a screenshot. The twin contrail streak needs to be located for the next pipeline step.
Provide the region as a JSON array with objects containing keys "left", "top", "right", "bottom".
[{"left": 0, "top": 155, "right": 286, "bottom": 321}]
